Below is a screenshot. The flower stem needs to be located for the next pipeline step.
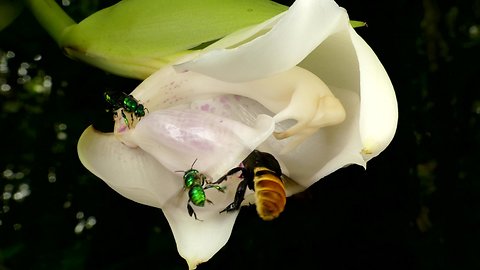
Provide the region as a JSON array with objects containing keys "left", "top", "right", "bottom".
[{"left": 24, "top": 0, "right": 76, "bottom": 44}]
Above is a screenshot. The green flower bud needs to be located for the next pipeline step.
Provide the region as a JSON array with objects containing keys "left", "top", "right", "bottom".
[{"left": 26, "top": 0, "right": 287, "bottom": 79}]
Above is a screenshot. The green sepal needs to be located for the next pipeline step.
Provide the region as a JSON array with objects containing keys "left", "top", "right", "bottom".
[
  {"left": 350, "top": 20, "right": 367, "bottom": 28},
  {"left": 59, "top": 0, "right": 287, "bottom": 79}
]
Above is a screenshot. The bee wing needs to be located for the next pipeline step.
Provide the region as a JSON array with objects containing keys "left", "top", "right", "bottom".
[
  {"left": 280, "top": 173, "right": 293, "bottom": 183},
  {"left": 281, "top": 173, "right": 305, "bottom": 197}
]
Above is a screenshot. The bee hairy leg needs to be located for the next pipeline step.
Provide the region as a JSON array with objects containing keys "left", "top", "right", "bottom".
[
  {"left": 203, "top": 183, "right": 226, "bottom": 193},
  {"left": 120, "top": 110, "right": 129, "bottom": 127},
  {"left": 220, "top": 178, "right": 249, "bottom": 214},
  {"left": 212, "top": 167, "right": 245, "bottom": 184}
]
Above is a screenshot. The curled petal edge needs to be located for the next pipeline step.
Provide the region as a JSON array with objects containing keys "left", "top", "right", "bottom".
[
  {"left": 77, "top": 126, "right": 181, "bottom": 208},
  {"left": 175, "top": 0, "right": 348, "bottom": 82},
  {"left": 348, "top": 27, "right": 398, "bottom": 160}
]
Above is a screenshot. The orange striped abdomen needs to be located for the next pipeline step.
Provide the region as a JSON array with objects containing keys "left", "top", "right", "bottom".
[{"left": 253, "top": 167, "right": 286, "bottom": 221}]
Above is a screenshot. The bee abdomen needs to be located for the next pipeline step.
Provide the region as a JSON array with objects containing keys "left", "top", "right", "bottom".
[
  {"left": 254, "top": 168, "right": 286, "bottom": 221},
  {"left": 189, "top": 186, "right": 206, "bottom": 207}
]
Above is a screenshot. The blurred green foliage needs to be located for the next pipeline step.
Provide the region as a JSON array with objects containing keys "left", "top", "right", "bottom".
[{"left": 1, "top": 0, "right": 479, "bottom": 269}]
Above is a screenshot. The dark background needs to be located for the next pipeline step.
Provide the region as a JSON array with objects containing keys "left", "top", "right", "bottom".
[{"left": 1, "top": 0, "right": 479, "bottom": 269}]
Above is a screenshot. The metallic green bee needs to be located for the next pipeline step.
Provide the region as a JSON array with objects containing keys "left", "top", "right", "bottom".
[
  {"left": 179, "top": 160, "right": 225, "bottom": 220},
  {"left": 104, "top": 91, "right": 148, "bottom": 128}
]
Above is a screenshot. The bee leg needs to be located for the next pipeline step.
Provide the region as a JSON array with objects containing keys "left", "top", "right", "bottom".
[
  {"left": 120, "top": 110, "right": 129, "bottom": 127},
  {"left": 204, "top": 183, "right": 226, "bottom": 193},
  {"left": 187, "top": 202, "right": 202, "bottom": 221},
  {"left": 220, "top": 179, "right": 249, "bottom": 213},
  {"left": 213, "top": 167, "right": 246, "bottom": 184}
]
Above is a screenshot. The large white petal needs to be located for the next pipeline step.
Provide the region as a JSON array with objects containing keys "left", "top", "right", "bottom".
[
  {"left": 130, "top": 65, "right": 345, "bottom": 152},
  {"left": 77, "top": 127, "right": 181, "bottom": 208},
  {"left": 175, "top": 0, "right": 349, "bottom": 82},
  {"left": 122, "top": 108, "right": 275, "bottom": 180},
  {"left": 161, "top": 173, "right": 243, "bottom": 270},
  {"left": 130, "top": 107, "right": 259, "bottom": 269},
  {"left": 164, "top": 207, "right": 239, "bottom": 270},
  {"left": 298, "top": 27, "right": 397, "bottom": 161}
]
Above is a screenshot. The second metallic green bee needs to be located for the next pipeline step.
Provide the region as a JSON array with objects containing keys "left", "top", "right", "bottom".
[{"left": 181, "top": 161, "right": 225, "bottom": 220}]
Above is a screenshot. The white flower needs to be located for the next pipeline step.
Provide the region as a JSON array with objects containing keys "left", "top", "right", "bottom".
[{"left": 77, "top": 0, "right": 398, "bottom": 269}]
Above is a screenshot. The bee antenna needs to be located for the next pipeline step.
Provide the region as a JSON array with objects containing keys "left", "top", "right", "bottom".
[
  {"left": 190, "top": 158, "right": 198, "bottom": 169},
  {"left": 174, "top": 158, "right": 198, "bottom": 173}
]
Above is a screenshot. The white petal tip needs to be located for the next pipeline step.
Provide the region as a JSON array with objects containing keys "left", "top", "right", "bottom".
[
  {"left": 187, "top": 258, "right": 204, "bottom": 270},
  {"left": 360, "top": 134, "right": 395, "bottom": 161}
]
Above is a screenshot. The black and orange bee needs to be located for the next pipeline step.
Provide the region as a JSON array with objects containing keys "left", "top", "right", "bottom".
[{"left": 215, "top": 150, "right": 287, "bottom": 221}]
